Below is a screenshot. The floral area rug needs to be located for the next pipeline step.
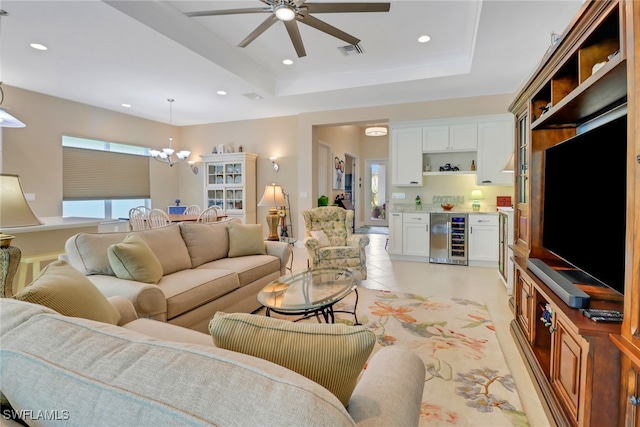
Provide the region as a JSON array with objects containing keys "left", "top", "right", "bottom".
[{"left": 264, "top": 288, "right": 529, "bottom": 426}]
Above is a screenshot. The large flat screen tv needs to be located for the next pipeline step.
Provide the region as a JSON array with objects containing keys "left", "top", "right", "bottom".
[{"left": 542, "top": 113, "right": 627, "bottom": 296}]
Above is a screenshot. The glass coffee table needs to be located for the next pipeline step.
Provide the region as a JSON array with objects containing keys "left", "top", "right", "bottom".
[{"left": 258, "top": 267, "right": 360, "bottom": 324}]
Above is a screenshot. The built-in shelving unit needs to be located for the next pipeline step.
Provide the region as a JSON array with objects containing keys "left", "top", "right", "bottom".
[{"left": 507, "top": 1, "right": 640, "bottom": 425}]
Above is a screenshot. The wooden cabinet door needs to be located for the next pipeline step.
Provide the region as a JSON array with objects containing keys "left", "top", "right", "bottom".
[
  {"left": 516, "top": 271, "right": 533, "bottom": 340},
  {"left": 551, "top": 314, "right": 583, "bottom": 423}
]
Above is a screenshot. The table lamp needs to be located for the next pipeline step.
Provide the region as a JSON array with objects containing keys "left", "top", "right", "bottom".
[
  {"left": 0, "top": 174, "right": 43, "bottom": 297},
  {"left": 470, "top": 189, "right": 484, "bottom": 212},
  {"left": 258, "top": 183, "right": 286, "bottom": 241}
]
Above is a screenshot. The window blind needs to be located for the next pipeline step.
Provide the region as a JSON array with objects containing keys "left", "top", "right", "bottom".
[{"left": 63, "top": 147, "right": 150, "bottom": 200}]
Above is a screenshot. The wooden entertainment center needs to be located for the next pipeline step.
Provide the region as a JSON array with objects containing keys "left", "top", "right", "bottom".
[{"left": 508, "top": 1, "right": 639, "bottom": 425}]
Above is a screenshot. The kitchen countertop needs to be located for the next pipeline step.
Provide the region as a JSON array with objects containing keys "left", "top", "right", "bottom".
[{"left": 391, "top": 206, "right": 498, "bottom": 214}]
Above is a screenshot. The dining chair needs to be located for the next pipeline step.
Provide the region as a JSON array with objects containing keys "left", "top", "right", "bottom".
[
  {"left": 197, "top": 206, "right": 222, "bottom": 223},
  {"left": 184, "top": 205, "right": 201, "bottom": 215},
  {"left": 128, "top": 207, "right": 149, "bottom": 231},
  {"left": 147, "top": 209, "right": 171, "bottom": 228}
]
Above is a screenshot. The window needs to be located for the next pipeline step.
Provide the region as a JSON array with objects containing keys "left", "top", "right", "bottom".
[{"left": 62, "top": 136, "right": 150, "bottom": 219}]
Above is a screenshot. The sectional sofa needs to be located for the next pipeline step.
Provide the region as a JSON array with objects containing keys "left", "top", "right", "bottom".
[
  {"left": 0, "top": 297, "right": 426, "bottom": 426},
  {"left": 63, "top": 219, "right": 291, "bottom": 333}
]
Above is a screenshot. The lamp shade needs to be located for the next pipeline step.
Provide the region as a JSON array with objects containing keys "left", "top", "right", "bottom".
[
  {"left": 470, "top": 189, "right": 484, "bottom": 200},
  {"left": 501, "top": 153, "right": 515, "bottom": 173},
  {"left": 0, "top": 174, "right": 43, "bottom": 228},
  {"left": 258, "top": 184, "right": 286, "bottom": 207}
]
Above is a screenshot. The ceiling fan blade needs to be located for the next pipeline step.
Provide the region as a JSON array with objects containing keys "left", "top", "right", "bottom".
[
  {"left": 305, "top": 3, "right": 390, "bottom": 14},
  {"left": 185, "top": 8, "right": 271, "bottom": 18},
  {"left": 298, "top": 13, "right": 360, "bottom": 46},
  {"left": 238, "top": 15, "right": 279, "bottom": 48},
  {"left": 284, "top": 20, "right": 307, "bottom": 58}
]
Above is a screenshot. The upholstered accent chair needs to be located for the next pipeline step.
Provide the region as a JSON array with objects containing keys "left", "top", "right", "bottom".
[{"left": 302, "top": 207, "right": 369, "bottom": 279}]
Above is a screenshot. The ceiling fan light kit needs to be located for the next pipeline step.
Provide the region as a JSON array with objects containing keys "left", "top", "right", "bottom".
[{"left": 186, "top": 1, "right": 390, "bottom": 58}]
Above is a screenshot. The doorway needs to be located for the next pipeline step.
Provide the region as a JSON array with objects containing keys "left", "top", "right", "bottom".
[{"left": 365, "top": 159, "right": 388, "bottom": 227}]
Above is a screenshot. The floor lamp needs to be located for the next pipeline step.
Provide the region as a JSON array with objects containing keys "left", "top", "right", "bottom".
[
  {"left": 258, "top": 183, "right": 286, "bottom": 241},
  {"left": 0, "top": 174, "right": 43, "bottom": 298}
]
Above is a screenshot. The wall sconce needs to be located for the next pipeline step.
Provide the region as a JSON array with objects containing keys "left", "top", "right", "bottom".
[
  {"left": 269, "top": 157, "right": 280, "bottom": 172},
  {"left": 188, "top": 161, "right": 198, "bottom": 175}
]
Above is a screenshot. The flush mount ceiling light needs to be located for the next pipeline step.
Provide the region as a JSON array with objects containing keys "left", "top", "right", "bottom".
[
  {"left": 418, "top": 35, "right": 431, "bottom": 43},
  {"left": 365, "top": 126, "right": 387, "bottom": 137},
  {"left": 30, "top": 43, "right": 48, "bottom": 51}
]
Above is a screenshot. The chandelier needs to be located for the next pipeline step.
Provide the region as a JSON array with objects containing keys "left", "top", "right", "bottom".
[{"left": 149, "top": 99, "right": 190, "bottom": 166}]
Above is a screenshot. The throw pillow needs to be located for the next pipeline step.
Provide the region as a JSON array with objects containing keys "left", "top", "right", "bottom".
[
  {"left": 13, "top": 260, "right": 121, "bottom": 325},
  {"left": 209, "top": 312, "right": 375, "bottom": 406},
  {"left": 107, "top": 234, "right": 163, "bottom": 284},
  {"left": 310, "top": 230, "right": 331, "bottom": 247},
  {"left": 227, "top": 222, "right": 266, "bottom": 258}
]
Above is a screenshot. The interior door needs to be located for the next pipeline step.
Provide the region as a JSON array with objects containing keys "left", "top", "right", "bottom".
[{"left": 365, "top": 158, "right": 388, "bottom": 226}]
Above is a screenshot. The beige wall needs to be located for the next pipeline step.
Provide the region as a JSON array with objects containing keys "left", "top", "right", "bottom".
[
  {"left": 2, "top": 85, "right": 515, "bottom": 240},
  {"left": 2, "top": 85, "right": 182, "bottom": 216}
]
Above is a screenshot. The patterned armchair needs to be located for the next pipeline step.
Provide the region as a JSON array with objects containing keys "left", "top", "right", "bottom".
[{"left": 302, "top": 206, "right": 369, "bottom": 279}]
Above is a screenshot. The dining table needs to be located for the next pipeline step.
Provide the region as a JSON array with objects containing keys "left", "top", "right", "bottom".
[{"left": 167, "top": 214, "right": 199, "bottom": 222}]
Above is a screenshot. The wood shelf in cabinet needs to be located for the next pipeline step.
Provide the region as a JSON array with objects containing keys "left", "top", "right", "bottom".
[{"left": 531, "top": 55, "right": 626, "bottom": 129}]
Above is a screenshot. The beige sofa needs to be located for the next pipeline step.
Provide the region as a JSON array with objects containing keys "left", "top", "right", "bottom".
[
  {"left": 63, "top": 219, "right": 291, "bottom": 333},
  {"left": 0, "top": 298, "right": 426, "bottom": 426}
]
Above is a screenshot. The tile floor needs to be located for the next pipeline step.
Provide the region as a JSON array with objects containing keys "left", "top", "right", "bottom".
[{"left": 290, "top": 233, "right": 552, "bottom": 427}]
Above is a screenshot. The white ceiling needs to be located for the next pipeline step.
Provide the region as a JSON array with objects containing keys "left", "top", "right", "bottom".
[{"left": 0, "top": 0, "right": 584, "bottom": 126}]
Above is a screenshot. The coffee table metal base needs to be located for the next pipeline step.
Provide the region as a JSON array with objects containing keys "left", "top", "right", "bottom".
[{"left": 265, "top": 288, "right": 359, "bottom": 325}]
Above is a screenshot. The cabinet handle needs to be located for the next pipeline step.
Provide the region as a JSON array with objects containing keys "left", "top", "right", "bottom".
[
  {"left": 630, "top": 396, "right": 640, "bottom": 406},
  {"left": 410, "top": 181, "right": 419, "bottom": 184},
  {"left": 525, "top": 292, "right": 530, "bottom": 299},
  {"left": 549, "top": 326, "right": 557, "bottom": 334},
  {"left": 482, "top": 180, "right": 492, "bottom": 183}
]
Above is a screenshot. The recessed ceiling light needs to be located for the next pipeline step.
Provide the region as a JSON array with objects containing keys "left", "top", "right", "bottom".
[
  {"left": 282, "top": 59, "right": 293, "bottom": 65},
  {"left": 418, "top": 35, "right": 431, "bottom": 43},
  {"left": 217, "top": 90, "right": 227, "bottom": 96},
  {"left": 30, "top": 43, "right": 48, "bottom": 51},
  {"left": 121, "top": 103, "right": 131, "bottom": 108}
]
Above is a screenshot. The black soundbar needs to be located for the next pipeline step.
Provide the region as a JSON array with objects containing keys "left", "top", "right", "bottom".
[{"left": 526, "top": 258, "right": 590, "bottom": 309}]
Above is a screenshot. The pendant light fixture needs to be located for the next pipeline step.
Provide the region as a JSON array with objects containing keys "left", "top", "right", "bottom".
[{"left": 149, "top": 99, "right": 190, "bottom": 166}]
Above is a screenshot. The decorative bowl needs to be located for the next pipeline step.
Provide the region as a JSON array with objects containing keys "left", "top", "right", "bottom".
[{"left": 441, "top": 204, "right": 454, "bottom": 211}]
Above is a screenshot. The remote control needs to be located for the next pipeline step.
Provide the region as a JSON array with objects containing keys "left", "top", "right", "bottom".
[
  {"left": 580, "top": 308, "right": 623, "bottom": 319},
  {"left": 589, "top": 316, "right": 623, "bottom": 323}
]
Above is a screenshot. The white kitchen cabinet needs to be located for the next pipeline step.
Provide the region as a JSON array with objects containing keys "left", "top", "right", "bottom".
[
  {"left": 402, "top": 213, "right": 430, "bottom": 257},
  {"left": 476, "top": 119, "right": 514, "bottom": 186},
  {"left": 422, "top": 125, "right": 449, "bottom": 151},
  {"left": 391, "top": 127, "right": 423, "bottom": 186},
  {"left": 200, "top": 152, "right": 257, "bottom": 224},
  {"left": 468, "top": 214, "right": 498, "bottom": 266},
  {"left": 388, "top": 212, "right": 404, "bottom": 255},
  {"left": 423, "top": 123, "right": 477, "bottom": 152}
]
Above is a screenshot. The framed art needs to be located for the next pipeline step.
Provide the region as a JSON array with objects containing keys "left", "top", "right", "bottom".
[{"left": 333, "top": 155, "right": 345, "bottom": 190}]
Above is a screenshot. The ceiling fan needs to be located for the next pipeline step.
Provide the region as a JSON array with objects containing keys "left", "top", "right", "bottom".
[{"left": 185, "top": 1, "right": 391, "bottom": 58}]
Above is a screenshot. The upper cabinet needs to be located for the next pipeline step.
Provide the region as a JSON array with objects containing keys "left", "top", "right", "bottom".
[
  {"left": 391, "top": 127, "right": 423, "bottom": 186},
  {"left": 391, "top": 114, "right": 514, "bottom": 184},
  {"left": 423, "top": 123, "right": 477, "bottom": 152},
  {"left": 476, "top": 118, "right": 514, "bottom": 186}
]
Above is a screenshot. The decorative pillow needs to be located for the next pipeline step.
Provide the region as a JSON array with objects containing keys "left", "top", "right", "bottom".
[
  {"left": 209, "top": 312, "right": 375, "bottom": 406},
  {"left": 13, "top": 260, "right": 121, "bottom": 325},
  {"left": 107, "top": 234, "right": 163, "bottom": 284},
  {"left": 227, "top": 222, "right": 266, "bottom": 258},
  {"left": 310, "top": 230, "right": 331, "bottom": 247}
]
